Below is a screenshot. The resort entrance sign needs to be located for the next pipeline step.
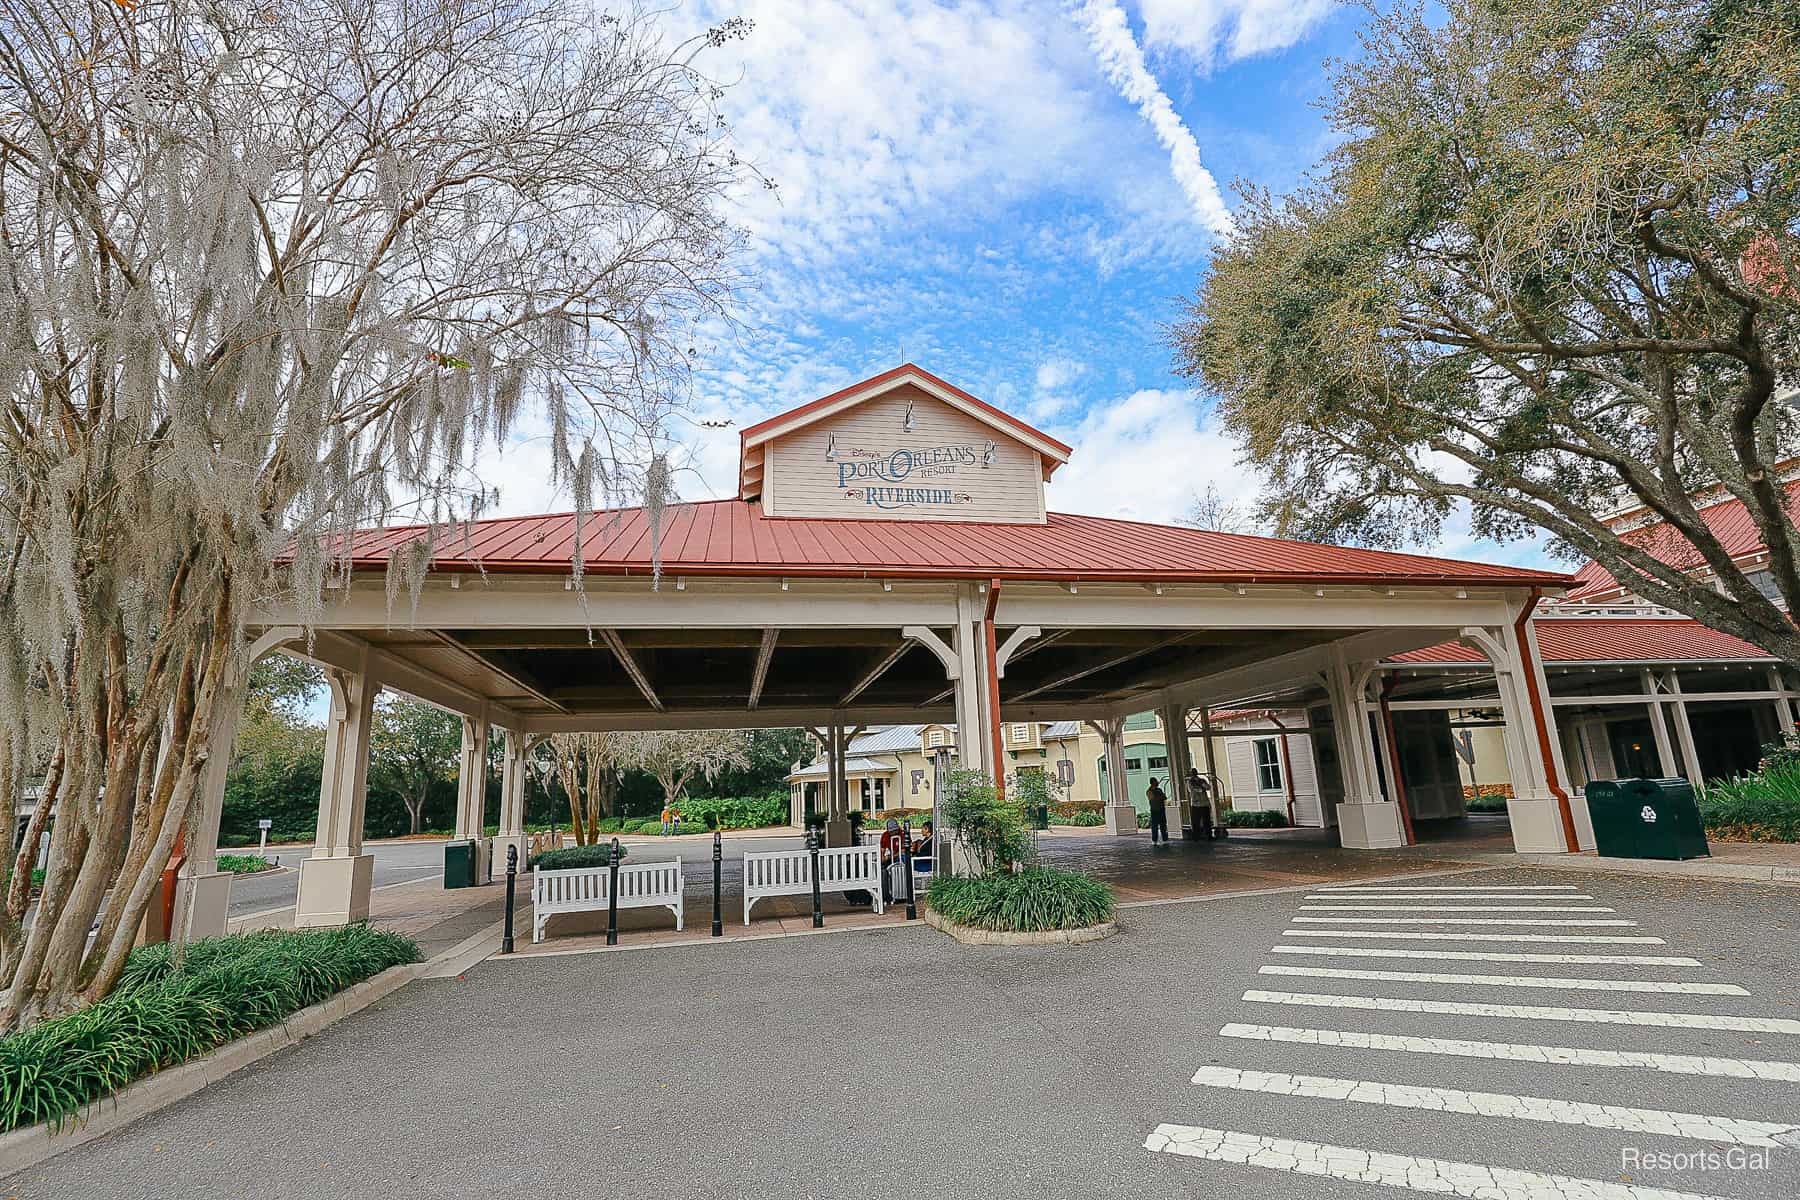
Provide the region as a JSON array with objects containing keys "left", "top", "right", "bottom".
[{"left": 738, "top": 367, "right": 1072, "bottom": 525}]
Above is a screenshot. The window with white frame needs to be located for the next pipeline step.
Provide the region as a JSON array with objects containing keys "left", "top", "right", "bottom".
[
  {"left": 1253, "top": 738, "right": 1284, "bottom": 792},
  {"left": 926, "top": 728, "right": 947, "bottom": 748},
  {"left": 1010, "top": 723, "right": 1032, "bottom": 744}
]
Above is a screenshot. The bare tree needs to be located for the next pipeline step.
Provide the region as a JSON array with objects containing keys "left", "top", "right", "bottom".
[
  {"left": 622, "top": 730, "right": 751, "bottom": 810},
  {"left": 0, "top": 0, "right": 751, "bottom": 1028},
  {"left": 537, "top": 732, "right": 633, "bottom": 845},
  {"left": 1176, "top": 483, "right": 1257, "bottom": 535}
]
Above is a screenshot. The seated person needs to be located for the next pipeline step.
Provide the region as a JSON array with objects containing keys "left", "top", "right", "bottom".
[{"left": 913, "top": 821, "right": 935, "bottom": 861}]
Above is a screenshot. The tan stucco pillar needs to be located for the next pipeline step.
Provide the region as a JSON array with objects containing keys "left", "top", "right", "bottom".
[
  {"left": 1158, "top": 701, "right": 1196, "bottom": 838},
  {"left": 1325, "top": 647, "right": 1406, "bottom": 849},
  {"left": 296, "top": 662, "right": 377, "bottom": 926},
  {"left": 490, "top": 729, "right": 529, "bottom": 878},
  {"left": 171, "top": 677, "right": 246, "bottom": 942},
  {"left": 1460, "top": 621, "right": 1581, "bottom": 854},
  {"left": 1089, "top": 718, "right": 1136, "bottom": 835},
  {"left": 453, "top": 713, "right": 491, "bottom": 880}
]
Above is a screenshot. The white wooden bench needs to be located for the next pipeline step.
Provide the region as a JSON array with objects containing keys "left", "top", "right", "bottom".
[
  {"left": 743, "top": 845, "right": 883, "bottom": 924},
  {"left": 532, "top": 861, "right": 684, "bottom": 943}
]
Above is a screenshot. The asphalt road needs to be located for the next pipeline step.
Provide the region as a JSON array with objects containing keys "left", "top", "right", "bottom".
[
  {"left": 226, "top": 839, "right": 451, "bottom": 916},
  {"left": 9, "top": 866, "right": 1799, "bottom": 1199}
]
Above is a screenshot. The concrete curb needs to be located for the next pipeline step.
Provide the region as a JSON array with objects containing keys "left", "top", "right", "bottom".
[
  {"left": 1505, "top": 852, "right": 1800, "bottom": 885},
  {"left": 920, "top": 906, "right": 1117, "bottom": 946},
  {"left": 0, "top": 961, "right": 425, "bottom": 1178}
]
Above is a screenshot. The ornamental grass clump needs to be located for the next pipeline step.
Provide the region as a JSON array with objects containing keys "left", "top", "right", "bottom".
[
  {"left": 0, "top": 926, "right": 419, "bottom": 1134},
  {"left": 927, "top": 869, "right": 1115, "bottom": 934},
  {"left": 1698, "top": 763, "right": 1800, "bottom": 842}
]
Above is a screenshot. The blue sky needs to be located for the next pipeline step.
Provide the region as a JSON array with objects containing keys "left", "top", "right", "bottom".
[{"left": 489, "top": 1, "right": 1553, "bottom": 571}]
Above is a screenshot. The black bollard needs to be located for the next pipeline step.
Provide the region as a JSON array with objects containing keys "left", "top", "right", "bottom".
[
  {"left": 605, "top": 837, "right": 621, "bottom": 946},
  {"left": 711, "top": 830, "right": 723, "bottom": 938},
  {"left": 501, "top": 844, "right": 518, "bottom": 954},
  {"left": 901, "top": 820, "right": 916, "bottom": 921},
  {"left": 807, "top": 826, "right": 823, "bottom": 928}
]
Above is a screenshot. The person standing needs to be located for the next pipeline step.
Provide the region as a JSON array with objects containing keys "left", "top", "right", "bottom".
[
  {"left": 670, "top": 804, "right": 682, "bottom": 836},
  {"left": 1146, "top": 778, "right": 1169, "bottom": 845},
  {"left": 660, "top": 803, "right": 674, "bottom": 836}
]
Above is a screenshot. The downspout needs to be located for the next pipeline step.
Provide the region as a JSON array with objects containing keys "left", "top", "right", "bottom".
[
  {"left": 1377, "top": 676, "right": 1418, "bottom": 846},
  {"left": 984, "top": 579, "right": 1005, "bottom": 801},
  {"left": 1269, "top": 712, "right": 1300, "bottom": 828},
  {"left": 1514, "top": 587, "right": 1580, "bottom": 852}
]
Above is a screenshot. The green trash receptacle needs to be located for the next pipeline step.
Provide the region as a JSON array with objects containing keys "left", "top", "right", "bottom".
[
  {"left": 444, "top": 839, "right": 478, "bottom": 888},
  {"left": 1585, "top": 778, "right": 1710, "bottom": 860}
]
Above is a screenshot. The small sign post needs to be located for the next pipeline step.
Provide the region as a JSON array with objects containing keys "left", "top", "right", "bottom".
[{"left": 257, "top": 818, "right": 272, "bottom": 858}]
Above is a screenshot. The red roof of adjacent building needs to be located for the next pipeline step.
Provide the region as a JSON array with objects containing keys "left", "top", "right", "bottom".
[
  {"left": 328, "top": 499, "right": 1573, "bottom": 587},
  {"left": 1391, "top": 617, "right": 1773, "bottom": 665},
  {"left": 1567, "top": 480, "right": 1797, "bottom": 600}
]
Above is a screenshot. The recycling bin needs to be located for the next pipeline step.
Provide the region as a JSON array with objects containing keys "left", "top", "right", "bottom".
[
  {"left": 444, "top": 838, "right": 479, "bottom": 888},
  {"left": 1584, "top": 778, "right": 1710, "bottom": 860}
]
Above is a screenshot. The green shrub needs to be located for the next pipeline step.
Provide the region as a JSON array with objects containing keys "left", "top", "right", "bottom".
[
  {"left": 1049, "top": 811, "right": 1103, "bottom": 826},
  {"left": 1698, "top": 765, "right": 1800, "bottom": 841},
  {"left": 938, "top": 769, "right": 1032, "bottom": 873},
  {"left": 1224, "top": 809, "right": 1288, "bottom": 828},
  {"left": 215, "top": 854, "right": 275, "bottom": 874},
  {"left": 531, "top": 843, "right": 629, "bottom": 871},
  {"left": 927, "top": 868, "right": 1115, "bottom": 933},
  {"left": 1464, "top": 795, "right": 1509, "bottom": 814},
  {"left": 0, "top": 925, "right": 419, "bottom": 1133}
]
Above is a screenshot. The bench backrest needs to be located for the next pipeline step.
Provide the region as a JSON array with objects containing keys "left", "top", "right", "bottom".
[
  {"left": 743, "top": 845, "right": 879, "bottom": 895},
  {"left": 534, "top": 861, "right": 682, "bottom": 907}
]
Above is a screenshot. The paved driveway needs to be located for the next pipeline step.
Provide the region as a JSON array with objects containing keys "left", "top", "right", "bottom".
[{"left": 9, "top": 867, "right": 1798, "bottom": 1199}]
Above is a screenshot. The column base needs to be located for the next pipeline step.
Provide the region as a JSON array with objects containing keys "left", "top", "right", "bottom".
[
  {"left": 172, "top": 870, "right": 233, "bottom": 942},
  {"left": 1335, "top": 801, "right": 1407, "bottom": 849},
  {"left": 295, "top": 854, "right": 375, "bottom": 927},
  {"left": 491, "top": 833, "right": 529, "bottom": 876},
  {"left": 825, "top": 817, "right": 852, "bottom": 848},
  {"left": 1104, "top": 804, "right": 1140, "bottom": 836},
  {"left": 1506, "top": 797, "right": 1581, "bottom": 854}
]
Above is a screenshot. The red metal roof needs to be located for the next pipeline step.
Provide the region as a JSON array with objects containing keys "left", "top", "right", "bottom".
[
  {"left": 1392, "top": 618, "right": 1773, "bottom": 665},
  {"left": 329, "top": 499, "right": 1572, "bottom": 587},
  {"left": 1567, "top": 481, "right": 1797, "bottom": 600}
]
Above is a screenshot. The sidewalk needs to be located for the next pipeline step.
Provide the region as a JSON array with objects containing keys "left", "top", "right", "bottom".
[
  {"left": 1442, "top": 838, "right": 1800, "bottom": 884},
  {"left": 229, "top": 872, "right": 515, "bottom": 960}
]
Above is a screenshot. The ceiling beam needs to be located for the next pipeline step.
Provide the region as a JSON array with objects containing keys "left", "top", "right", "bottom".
[
  {"left": 748, "top": 628, "right": 778, "bottom": 710},
  {"left": 1007, "top": 633, "right": 1199, "bottom": 703},
  {"left": 840, "top": 641, "right": 913, "bottom": 706},
  {"left": 600, "top": 628, "right": 662, "bottom": 712},
  {"left": 432, "top": 633, "right": 567, "bottom": 714}
]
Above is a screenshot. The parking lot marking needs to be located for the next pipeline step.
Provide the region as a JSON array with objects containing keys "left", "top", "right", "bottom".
[
  {"left": 1244, "top": 989, "right": 1800, "bottom": 1034},
  {"left": 1283, "top": 929, "right": 1667, "bottom": 944},
  {"left": 1314, "top": 884, "right": 1580, "bottom": 892},
  {"left": 1217, "top": 1023, "right": 1800, "bottom": 1082},
  {"left": 1259, "top": 964, "right": 1749, "bottom": 994},
  {"left": 1292, "top": 916, "right": 1638, "bottom": 925},
  {"left": 1188, "top": 1065, "right": 1799, "bottom": 1146},
  {"left": 1270, "top": 945, "right": 1701, "bottom": 966},
  {"left": 1145, "top": 1123, "right": 1729, "bottom": 1199},
  {"left": 1302, "top": 904, "right": 1616, "bottom": 913},
  {"left": 1304, "top": 893, "right": 1596, "bottom": 901}
]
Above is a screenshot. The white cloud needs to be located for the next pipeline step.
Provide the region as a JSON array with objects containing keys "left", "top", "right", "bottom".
[
  {"left": 1043, "top": 387, "right": 1252, "bottom": 522},
  {"left": 1071, "top": 0, "right": 1235, "bottom": 236},
  {"left": 1137, "top": 0, "right": 1336, "bottom": 65}
]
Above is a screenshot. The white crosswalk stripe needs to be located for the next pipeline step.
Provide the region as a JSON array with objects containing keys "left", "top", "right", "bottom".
[
  {"left": 1258, "top": 964, "right": 1749, "bottom": 994},
  {"left": 1269, "top": 944, "right": 1702, "bottom": 966},
  {"left": 1217, "top": 1023, "right": 1800, "bottom": 1082},
  {"left": 1304, "top": 892, "right": 1596, "bottom": 901},
  {"left": 1301, "top": 904, "right": 1616, "bottom": 912},
  {"left": 1314, "top": 884, "right": 1580, "bottom": 891},
  {"left": 1293, "top": 915, "right": 1638, "bottom": 925},
  {"left": 1145, "top": 1124, "right": 1732, "bottom": 1199},
  {"left": 1243, "top": 988, "right": 1800, "bottom": 1033},
  {"left": 1283, "top": 928, "right": 1667, "bottom": 944},
  {"left": 1146, "top": 880, "right": 1800, "bottom": 1197},
  {"left": 1188, "top": 1064, "right": 1800, "bottom": 1146}
]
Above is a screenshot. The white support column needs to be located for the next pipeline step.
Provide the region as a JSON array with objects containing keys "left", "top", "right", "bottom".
[
  {"left": 1459, "top": 623, "right": 1574, "bottom": 853},
  {"left": 491, "top": 729, "right": 529, "bottom": 878},
  {"left": 950, "top": 584, "right": 995, "bottom": 781},
  {"left": 1197, "top": 707, "right": 1224, "bottom": 834},
  {"left": 296, "top": 662, "right": 378, "bottom": 927},
  {"left": 454, "top": 712, "right": 491, "bottom": 881},
  {"left": 1771, "top": 668, "right": 1796, "bottom": 735},
  {"left": 827, "top": 720, "right": 851, "bottom": 847},
  {"left": 1325, "top": 647, "right": 1405, "bottom": 849},
  {"left": 1089, "top": 717, "right": 1137, "bottom": 835},
  {"left": 1664, "top": 669, "right": 1703, "bottom": 786},
  {"left": 1159, "top": 701, "right": 1195, "bottom": 837},
  {"left": 172, "top": 680, "right": 247, "bottom": 943},
  {"left": 1642, "top": 669, "right": 1680, "bottom": 779}
]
